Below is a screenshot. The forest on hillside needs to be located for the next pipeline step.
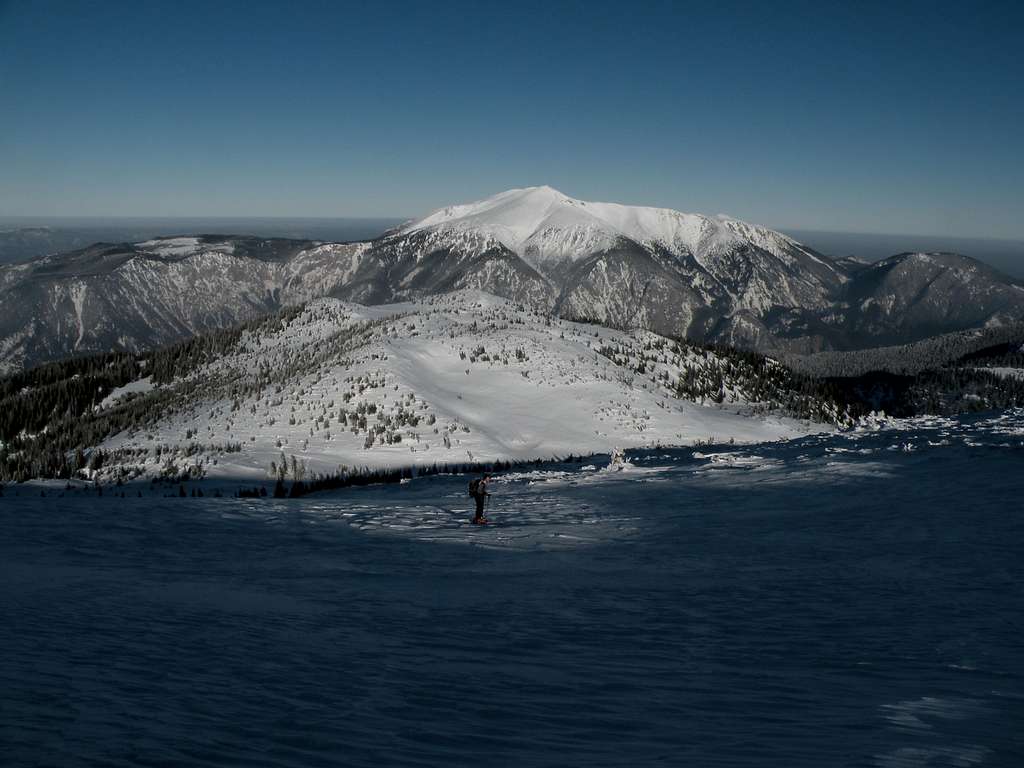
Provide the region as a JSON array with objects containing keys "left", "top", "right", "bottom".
[{"left": 786, "top": 323, "right": 1024, "bottom": 377}]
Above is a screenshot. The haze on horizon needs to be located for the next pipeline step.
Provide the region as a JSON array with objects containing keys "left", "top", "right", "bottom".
[{"left": 1, "top": 0, "right": 1022, "bottom": 243}]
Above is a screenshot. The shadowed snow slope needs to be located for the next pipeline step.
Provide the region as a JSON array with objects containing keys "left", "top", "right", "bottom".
[{"left": 3, "top": 410, "right": 1022, "bottom": 766}]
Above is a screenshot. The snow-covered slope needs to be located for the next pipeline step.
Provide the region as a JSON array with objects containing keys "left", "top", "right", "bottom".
[
  {"left": 0, "top": 236, "right": 367, "bottom": 374},
  {"left": 92, "top": 291, "right": 834, "bottom": 484},
  {"left": 403, "top": 185, "right": 833, "bottom": 278},
  {"left": 834, "top": 252, "right": 1024, "bottom": 345},
  {"left": 378, "top": 189, "right": 1023, "bottom": 350},
  {"left": 375, "top": 186, "right": 847, "bottom": 345}
]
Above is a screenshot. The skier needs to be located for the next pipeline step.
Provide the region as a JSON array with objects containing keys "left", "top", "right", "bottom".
[
  {"left": 610, "top": 446, "right": 626, "bottom": 469},
  {"left": 469, "top": 472, "right": 491, "bottom": 524}
]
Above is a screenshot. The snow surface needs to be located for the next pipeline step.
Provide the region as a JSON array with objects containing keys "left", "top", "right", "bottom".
[
  {"left": 6, "top": 409, "right": 1023, "bottom": 767},
  {"left": 136, "top": 237, "right": 236, "bottom": 257},
  {"left": 97, "top": 291, "right": 827, "bottom": 483},
  {"left": 308, "top": 407, "right": 1024, "bottom": 550},
  {"left": 401, "top": 186, "right": 813, "bottom": 270},
  {"left": 977, "top": 366, "right": 1024, "bottom": 380},
  {"left": 97, "top": 377, "right": 154, "bottom": 410}
]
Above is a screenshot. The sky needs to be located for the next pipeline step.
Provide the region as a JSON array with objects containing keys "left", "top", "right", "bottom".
[{"left": 1, "top": 0, "right": 1022, "bottom": 239}]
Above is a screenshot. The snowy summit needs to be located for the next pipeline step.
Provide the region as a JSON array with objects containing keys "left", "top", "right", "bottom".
[{"left": 399, "top": 185, "right": 817, "bottom": 271}]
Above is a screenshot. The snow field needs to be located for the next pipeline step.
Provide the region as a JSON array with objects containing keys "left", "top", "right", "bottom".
[
  {"left": 235, "top": 407, "right": 1024, "bottom": 551},
  {"left": 97, "top": 291, "right": 825, "bottom": 483}
]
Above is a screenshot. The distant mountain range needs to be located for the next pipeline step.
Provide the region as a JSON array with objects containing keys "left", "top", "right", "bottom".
[
  {"left": 0, "top": 218, "right": 402, "bottom": 265},
  {"left": 2, "top": 186, "right": 1023, "bottom": 373}
]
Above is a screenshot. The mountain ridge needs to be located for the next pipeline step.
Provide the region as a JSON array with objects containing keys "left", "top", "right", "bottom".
[{"left": 1, "top": 187, "right": 1022, "bottom": 373}]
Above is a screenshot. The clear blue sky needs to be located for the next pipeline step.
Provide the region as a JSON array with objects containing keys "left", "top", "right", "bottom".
[{"left": 1, "top": 0, "right": 1022, "bottom": 238}]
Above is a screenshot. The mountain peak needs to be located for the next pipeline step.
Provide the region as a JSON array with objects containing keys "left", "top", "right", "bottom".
[
  {"left": 396, "top": 187, "right": 819, "bottom": 277},
  {"left": 399, "top": 186, "right": 602, "bottom": 259},
  {"left": 518, "top": 184, "right": 566, "bottom": 197},
  {"left": 402, "top": 187, "right": 704, "bottom": 259}
]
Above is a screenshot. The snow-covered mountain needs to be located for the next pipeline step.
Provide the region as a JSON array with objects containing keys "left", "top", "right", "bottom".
[
  {"left": 398, "top": 186, "right": 838, "bottom": 283},
  {"left": 834, "top": 252, "right": 1024, "bottom": 345},
  {"left": 2, "top": 187, "right": 1023, "bottom": 374},
  {"left": 0, "top": 235, "right": 368, "bottom": 374},
  {"left": 362, "top": 188, "right": 1024, "bottom": 351},
  {"left": 46, "top": 291, "right": 841, "bottom": 484},
  {"left": 357, "top": 186, "right": 847, "bottom": 346}
]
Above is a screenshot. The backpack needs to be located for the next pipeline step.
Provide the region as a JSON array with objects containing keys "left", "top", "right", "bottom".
[{"left": 468, "top": 479, "right": 480, "bottom": 497}]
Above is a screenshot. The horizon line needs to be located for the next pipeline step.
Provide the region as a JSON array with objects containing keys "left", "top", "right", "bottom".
[{"left": 1, "top": 214, "right": 1022, "bottom": 246}]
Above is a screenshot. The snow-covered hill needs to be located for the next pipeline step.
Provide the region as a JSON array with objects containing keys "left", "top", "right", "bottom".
[
  {"left": 836, "top": 252, "right": 1024, "bottom": 345},
  {"left": 84, "top": 291, "right": 836, "bottom": 484}
]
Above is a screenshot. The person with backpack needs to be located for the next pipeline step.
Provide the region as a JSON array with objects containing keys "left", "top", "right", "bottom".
[{"left": 469, "top": 473, "right": 491, "bottom": 524}]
